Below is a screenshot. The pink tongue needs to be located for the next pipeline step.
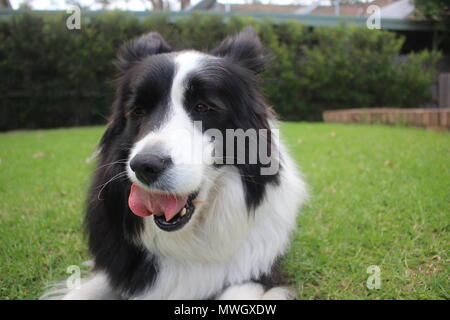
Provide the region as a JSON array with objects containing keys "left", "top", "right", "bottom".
[{"left": 128, "top": 184, "right": 188, "bottom": 221}]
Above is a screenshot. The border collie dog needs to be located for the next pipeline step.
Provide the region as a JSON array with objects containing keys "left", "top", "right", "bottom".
[{"left": 58, "top": 27, "right": 307, "bottom": 300}]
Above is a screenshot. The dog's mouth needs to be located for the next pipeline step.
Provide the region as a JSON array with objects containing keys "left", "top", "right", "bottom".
[
  {"left": 128, "top": 184, "right": 198, "bottom": 232},
  {"left": 153, "top": 192, "right": 198, "bottom": 232}
]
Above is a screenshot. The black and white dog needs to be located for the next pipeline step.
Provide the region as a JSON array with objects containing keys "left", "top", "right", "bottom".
[{"left": 57, "top": 27, "right": 307, "bottom": 300}]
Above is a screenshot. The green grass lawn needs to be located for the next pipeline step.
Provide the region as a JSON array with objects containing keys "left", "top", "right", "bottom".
[{"left": 0, "top": 123, "right": 449, "bottom": 299}]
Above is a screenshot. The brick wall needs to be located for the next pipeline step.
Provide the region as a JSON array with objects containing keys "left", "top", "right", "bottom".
[{"left": 323, "top": 108, "right": 450, "bottom": 130}]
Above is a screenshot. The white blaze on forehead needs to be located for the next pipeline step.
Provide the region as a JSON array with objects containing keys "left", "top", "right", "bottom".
[
  {"left": 170, "top": 51, "right": 205, "bottom": 108},
  {"left": 165, "top": 50, "right": 214, "bottom": 167},
  {"left": 127, "top": 51, "right": 212, "bottom": 195}
]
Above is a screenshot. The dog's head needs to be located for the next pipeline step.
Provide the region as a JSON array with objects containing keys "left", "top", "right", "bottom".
[{"left": 98, "top": 28, "right": 278, "bottom": 233}]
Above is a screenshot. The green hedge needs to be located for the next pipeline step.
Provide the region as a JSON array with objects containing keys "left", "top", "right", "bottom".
[{"left": 0, "top": 11, "right": 441, "bottom": 130}]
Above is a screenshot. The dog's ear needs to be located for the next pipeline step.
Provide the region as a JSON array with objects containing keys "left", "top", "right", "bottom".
[
  {"left": 211, "top": 26, "right": 265, "bottom": 74},
  {"left": 117, "top": 32, "right": 171, "bottom": 72}
]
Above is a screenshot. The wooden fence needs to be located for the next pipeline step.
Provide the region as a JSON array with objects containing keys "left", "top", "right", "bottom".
[{"left": 323, "top": 108, "right": 450, "bottom": 130}]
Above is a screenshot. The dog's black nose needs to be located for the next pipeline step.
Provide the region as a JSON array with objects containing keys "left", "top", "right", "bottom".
[{"left": 130, "top": 153, "right": 172, "bottom": 185}]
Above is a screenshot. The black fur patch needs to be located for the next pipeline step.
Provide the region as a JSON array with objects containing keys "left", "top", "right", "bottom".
[
  {"left": 86, "top": 33, "right": 174, "bottom": 297},
  {"left": 254, "top": 258, "right": 288, "bottom": 290},
  {"left": 183, "top": 60, "right": 280, "bottom": 208}
]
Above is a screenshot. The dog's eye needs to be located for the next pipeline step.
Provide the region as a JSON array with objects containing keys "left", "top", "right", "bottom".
[
  {"left": 193, "top": 104, "right": 211, "bottom": 113},
  {"left": 132, "top": 107, "right": 146, "bottom": 116}
]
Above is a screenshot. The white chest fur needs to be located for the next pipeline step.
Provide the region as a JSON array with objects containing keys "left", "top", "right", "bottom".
[{"left": 134, "top": 145, "right": 307, "bottom": 300}]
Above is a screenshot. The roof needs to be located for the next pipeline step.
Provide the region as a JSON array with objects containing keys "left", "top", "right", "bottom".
[
  {"left": 212, "top": 0, "right": 417, "bottom": 19},
  {"left": 304, "top": 0, "right": 398, "bottom": 17},
  {"left": 380, "top": 0, "right": 415, "bottom": 19},
  {"left": 213, "top": 3, "right": 306, "bottom": 14}
]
